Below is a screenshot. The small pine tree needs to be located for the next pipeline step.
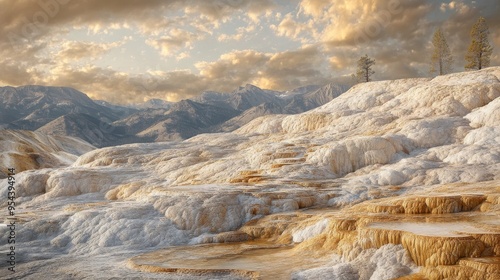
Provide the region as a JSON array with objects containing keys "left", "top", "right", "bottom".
[
  {"left": 356, "top": 55, "right": 375, "bottom": 83},
  {"left": 430, "top": 28, "right": 453, "bottom": 75},
  {"left": 465, "top": 17, "right": 493, "bottom": 70}
]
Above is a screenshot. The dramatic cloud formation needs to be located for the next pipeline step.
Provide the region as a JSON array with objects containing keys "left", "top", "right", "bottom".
[{"left": 0, "top": 0, "right": 498, "bottom": 103}]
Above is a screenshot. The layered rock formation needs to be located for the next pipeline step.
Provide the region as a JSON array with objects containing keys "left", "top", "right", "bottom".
[
  {"left": 127, "top": 185, "right": 499, "bottom": 279},
  {"left": 0, "top": 130, "right": 95, "bottom": 178},
  {"left": 1, "top": 68, "right": 499, "bottom": 279}
]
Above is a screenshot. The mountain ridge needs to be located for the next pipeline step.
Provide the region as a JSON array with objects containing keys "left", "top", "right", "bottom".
[{"left": 1, "top": 82, "right": 350, "bottom": 146}]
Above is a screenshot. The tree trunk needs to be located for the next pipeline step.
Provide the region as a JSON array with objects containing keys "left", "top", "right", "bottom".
[
  {"left": 439, "top": 56, "right": 443, "bottom": 75},
  {"left": 479, "top": 51, "right": 482, "bottom": 70}
]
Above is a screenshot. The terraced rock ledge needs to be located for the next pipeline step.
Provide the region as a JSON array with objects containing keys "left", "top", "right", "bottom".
[
  {"left": 3, "top": 68, "right": 500, "bottom": 279},
  {"left": 128, "top": 182, "right": 500, "bottom": 279}
]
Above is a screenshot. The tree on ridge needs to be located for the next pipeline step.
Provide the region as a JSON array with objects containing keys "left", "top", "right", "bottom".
[
  {"left": 430, "top": 28, "right": 453, "bottom": 75},
  {"left": 356, "top": 55, "right": 375, "bottom": 83},
  {"left": 465, "top": 17, "right": 493, "bottom": 70}
]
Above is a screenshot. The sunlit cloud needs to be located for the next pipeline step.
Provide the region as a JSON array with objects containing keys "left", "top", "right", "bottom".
[
  {"left": 55, "top": 40, "right": 126, "bottom": 62},
  {"left": 147, "top": 29, "right": 205, "bottom": 57},
  {"left": 0, "top": 0, "right": 498, "bottom": 103}
]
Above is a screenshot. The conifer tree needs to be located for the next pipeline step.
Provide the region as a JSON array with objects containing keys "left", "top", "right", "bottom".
[
  {"left": 465, "top": 17, "right": 493, "bottom": 70},
  {"left": 356, "top": 55, "right": 375, "bottom": 83},
  {"left": 430, "top": 28, "right": 453, "bottom": 75}
]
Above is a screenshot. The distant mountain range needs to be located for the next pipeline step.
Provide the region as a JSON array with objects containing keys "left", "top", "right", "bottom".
[
  {"left": 0, "top": 83, "right": 350, "bottom": 147},
  {"left": 0, "top": 85, "right": 121, "bottom": 129}
]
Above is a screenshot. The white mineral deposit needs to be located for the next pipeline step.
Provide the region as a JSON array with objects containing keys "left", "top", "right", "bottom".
[{"left": 1, "top": 68, "right": 499, "bottom": 279}]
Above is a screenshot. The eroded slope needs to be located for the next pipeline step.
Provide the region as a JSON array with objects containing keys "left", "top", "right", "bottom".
[{"left": 0, "top": 130, "right": 95, "bottom": 178}]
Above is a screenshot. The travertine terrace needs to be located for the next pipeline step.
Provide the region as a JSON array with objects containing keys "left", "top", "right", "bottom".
[{"left": 1, "top": 68, "right": 500, "bottom": 279}]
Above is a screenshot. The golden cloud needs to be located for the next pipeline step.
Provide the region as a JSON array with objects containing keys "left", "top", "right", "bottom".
[{"left": 55, "top": 41, "right": 125, "bottom": 62}]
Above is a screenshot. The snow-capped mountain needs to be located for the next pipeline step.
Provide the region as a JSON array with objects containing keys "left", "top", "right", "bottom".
[
  {"left": 193, "top": 84, "right": 284, "bottom": 111},
  {"left": 225, "top": 84, "right": 285, "bottom": 111},
  {"left": 215, "top": 83, "right": 351, "bottom": 131},
  {"left": 0, "top": 85, "right": 120, "bottom": 130},
  {"left": 0, "top": 80, "right": 352, "bottom": 173},
  {"left": 93, "top": 100, "right": 138, "bottom": 117},
  {"left": 280, "top": 84, "right": 322, "bottom": 98},
  {"left": 130, "top": 98, "right": 173, "bottom": 110},
  {"left": 36, "top": 113, "right": 125, "bottom": 147},
  {"left": 216, "top": 101, "right": 286, "bottom": 132},
  {"left": 136, "top": 99, "right": 240, "bottom": 141},
  {"left": 0, "top": 83, "right": 348, "bottom": 147},
  {"left": 283, "top": 83, "right": 351, "bottom": 113},
  {"left": 112, "top": 108, "right": 170, "bottom": 136},
  {"left": 192, "top": 90, "right": 232, "bottom": 108},
  {"left": 125, "top": 83, "right": 350, "bottom": 141}
]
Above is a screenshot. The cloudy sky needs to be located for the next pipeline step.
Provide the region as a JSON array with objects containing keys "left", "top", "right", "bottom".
[{"left": 1, "top": 0, "right": 499, "bottom": 104}]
